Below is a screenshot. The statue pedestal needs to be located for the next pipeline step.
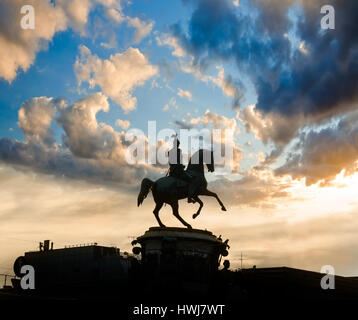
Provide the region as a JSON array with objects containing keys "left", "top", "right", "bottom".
[{"left": 133, "top": 227, "right": 228, "bottom": 295}]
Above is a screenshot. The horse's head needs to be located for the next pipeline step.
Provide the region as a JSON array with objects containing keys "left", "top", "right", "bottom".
[{"left": 187, "top": 149, "right": 215, "bottom": 173}]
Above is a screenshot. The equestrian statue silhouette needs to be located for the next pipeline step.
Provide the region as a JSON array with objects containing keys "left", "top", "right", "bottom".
[{"left": 137, "top": 138, "right": 227, "bottom": 228}]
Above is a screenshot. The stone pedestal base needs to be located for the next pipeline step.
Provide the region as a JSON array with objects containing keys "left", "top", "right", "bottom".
[{"left": 133, "top": 227, "right": 228, "bottom": 294}]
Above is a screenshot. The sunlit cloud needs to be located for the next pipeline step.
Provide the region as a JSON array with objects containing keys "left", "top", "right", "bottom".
[{"left": 74, "top": 46, "right": 158, "bottom": 112}]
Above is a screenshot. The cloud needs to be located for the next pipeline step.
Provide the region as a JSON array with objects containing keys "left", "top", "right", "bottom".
[
  {"left": 0, "top": 0, "right": 66, "bottom": 82},
  {"left": 106, "top": 7, "right": 125, "bottom": 24},
  {"left": 210, "top": 169, "right": 291, "bottom": 208},
  {"left": 157, "top": 32, "right": 244, "bottom": 109},
  {"left": 174, "top": 109, "right": 240, "bottom": 135},
  {"left": 156, "top": 33, "right": 185, "bottom": 57},
  {"left": 275, "top": 112, "right": 358, "bottom": 186},
  {"left": 57, "top": 92, "right": 115, "bottom": 159},
  {"left": 60, "top": 0, "right": 93, "bottom": 35},
  {"left": 74, "top": 46, "right": 158, "bottom": 112},
  {"left": 237, "top": 104, "right": 304, "bottom": 146},
  {"left": 0, "top": 0, "right": 124, "bottom": 82},
  {"left": 252, "top": 0, "right": 358, "bottom": 119},
  {"left": 181, "top": 62, "right": 244, "bottom": 109},
  {"left": 106, "top": 4, "right": 154, "bottom": 44},
  {"left": 100, "top": 33, "right": 118, "bottom": 49},
  {"left": 298, "top": 41, "right": 309, "bottom": 55},
  {"left": 115, "top": 119, "right": 130, "bottom": 130},
  {"left": 177, "top": 88, "right": 192, "bottom": 101},
  {"left": 0, "top": 136, "right": 153, "bottom": 186},
  {"left": 171, "top": 0, "right": 285, "bottom": 72},
  {"left": 189, "top": 109, "right": 237, "bottom": 131},
  {"left": 0, "top": 94, "right": 160, "bottom": 187},
  {"left": 174, "top": 120, "right": 192, "bottom": 130},
  {"left": 162, "top": 97, "right": 178, "bottom": 112},
  {"left": 18, "top": 97, "right": 57, "bottom": 146},
  {"left": 126, "top": 16, "right": 154, "bottom": 44},
  {"left": 206, "top": 67, "right": 244, "bottom": 109}
]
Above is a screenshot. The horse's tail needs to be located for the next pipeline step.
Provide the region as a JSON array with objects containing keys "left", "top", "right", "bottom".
[{"left": 137, "top": 178, "right": 154, "bottom": 207}]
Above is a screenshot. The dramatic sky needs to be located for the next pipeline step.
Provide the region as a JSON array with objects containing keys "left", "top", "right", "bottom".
[{"left": 1, "top": 0, "right": 358, "bottom": 281}]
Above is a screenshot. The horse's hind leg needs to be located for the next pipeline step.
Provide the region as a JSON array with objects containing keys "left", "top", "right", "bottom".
[
  {"left": 171, "top": 201, "right": 192, "bottom": 229},
  {"left": 192, "top": 196, "right": 203, "bottom": 219},
  {"left": 202, "top": 189, "right": 227, "bottom": 211},
  {"left": 153, "top": 202, "right": 165, "bottom": 227}
]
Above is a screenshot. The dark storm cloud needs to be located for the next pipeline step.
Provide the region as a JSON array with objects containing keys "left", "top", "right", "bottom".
[
  {"left": 174, "top": 0, "right": 358, "bottom": 127},
  {"left": 256, "top": 0, "right": 358, "bottom": 118},
  {"left": 173, "top": 0, "right": 291, "bottom": 87}
]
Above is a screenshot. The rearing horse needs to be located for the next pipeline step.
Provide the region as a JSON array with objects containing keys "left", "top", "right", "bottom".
[{"left": 137, "top": 149, "right": 227, "bottom": 229}]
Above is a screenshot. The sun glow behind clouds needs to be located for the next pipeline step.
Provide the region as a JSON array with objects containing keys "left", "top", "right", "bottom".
[{"left": 282, "top": 171, "right": 358, "bottom": 224}]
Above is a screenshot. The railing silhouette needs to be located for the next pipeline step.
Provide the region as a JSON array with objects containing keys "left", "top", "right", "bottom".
[{"left": 0, "top": 273, "right": 17, "bottom": 288}]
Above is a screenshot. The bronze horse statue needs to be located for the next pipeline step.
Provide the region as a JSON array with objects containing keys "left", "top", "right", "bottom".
[{"left": 137, "top": 149, "right": 227, "bottom": 228}]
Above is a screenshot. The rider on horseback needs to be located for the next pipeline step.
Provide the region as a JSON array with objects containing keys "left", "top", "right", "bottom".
[
  {"left": 138, "top": 145, "right": 227, "bottom": 228},
  {"left": 168, "top": 137, "right": 195, "bottom": 203},
  {"left": 168, "top": 137, "right": 184, "bottom": 177}
]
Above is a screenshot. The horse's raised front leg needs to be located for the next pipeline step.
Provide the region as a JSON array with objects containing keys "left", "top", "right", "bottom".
[
  {"left": 153, "top": 202, "right": 165, "bottom": 227},
  {"left": 171, "top": 201, "right": 192, "bottom": 229},
  {"left": 202, "top": 189, "right": 227, "bottom": 211},
  {"left": 192, "top": 196, "right": 203, "bottom": 219}
]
